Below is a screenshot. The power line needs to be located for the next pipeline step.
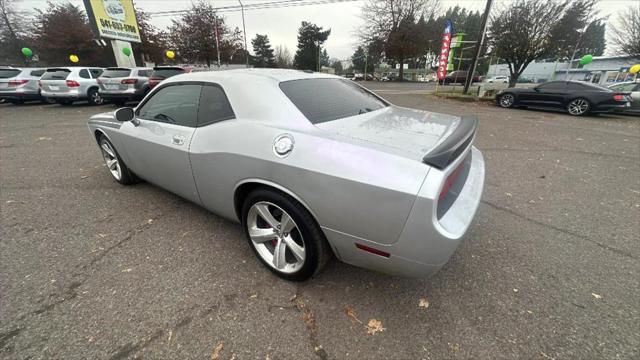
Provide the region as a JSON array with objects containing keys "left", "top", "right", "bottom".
[{"left": 148, "top": 0, "right": 362, "bottom": 18}]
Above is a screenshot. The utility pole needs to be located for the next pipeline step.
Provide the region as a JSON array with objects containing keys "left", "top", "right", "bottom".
[
  {"left": 463, "top": 0, "right": 493, "bottom": 94},
  {"left": 239, "top": 0, "right": 249, "bottom": 67},
  {"left": 213, "top": 14, "right": 221, "bottom": 67}
]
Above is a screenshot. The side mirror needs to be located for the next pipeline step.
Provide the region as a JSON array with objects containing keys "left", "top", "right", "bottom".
[{"left": 115, "top": 107, "right": 135, "bottom": 122}]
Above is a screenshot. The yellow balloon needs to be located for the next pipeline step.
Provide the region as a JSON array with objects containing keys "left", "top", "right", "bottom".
[
  {"left": 166, "top": 50, "right": 175, "bottom": 59},
  {"left": 630, "top": 64, "right": 640, "bottom": 74},
  {"left": 69, "top": 54, "right": 79, "bottom": 63}
]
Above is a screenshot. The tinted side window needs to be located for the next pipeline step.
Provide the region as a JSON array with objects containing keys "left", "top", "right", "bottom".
[
  {"left": 137, "top": 70, "right": 151, "bottom": 77},
  {"left": 79, "top": 69, "right": 90, "bottom": 79},
  {"left": 137, "top": 84, "right": 201, "bottom": 127},
  {"left": 567, "top": 82, "right": 589, "bottom": 90},
  {"left": 538, "top": 82, "right": 565, "bottom": 91},
  {"left": 90, "top": 68, "right": 103, "bottom": 78},
  {"left": 197, "top": 84, "right": 235, "bottom": 126}
]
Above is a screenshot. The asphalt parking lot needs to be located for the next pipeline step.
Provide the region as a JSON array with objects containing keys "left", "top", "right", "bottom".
[{"left": 1, "top": 83, "right": 639, "bottom": 359}]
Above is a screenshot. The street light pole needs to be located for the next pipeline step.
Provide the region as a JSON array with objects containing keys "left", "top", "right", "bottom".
[
  {"left": 463, "top": 0, "right": 493, "bottom": 94},
  {"left": 239, "top": 0, "right": 248, "bottom": 67}
]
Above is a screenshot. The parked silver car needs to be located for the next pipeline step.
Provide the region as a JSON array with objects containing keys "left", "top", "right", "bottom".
[
  {"left": 0, "top": 67, "right": 47, "bottom": 104},
  {"left": 608, "top": 81, "right": 640, "bottom": 115},
  {"left": 87, "top": 69, "right": 485, "bottom": 281},
  {"left": 97, "top": 67, "right": 153, "bottom": 105},
  {"left": 40, "top": 67, "right": 104, "bottom": 105}
]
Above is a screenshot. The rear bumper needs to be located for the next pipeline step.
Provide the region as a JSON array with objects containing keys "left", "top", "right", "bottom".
[
  {"left": 593, "top": 102, "right": 632, "bottom": 113},
  {"left": 41, "top": 89, "right": 84, "bottom": 100},
  {"left": 0, "top": 90, "right": 41, "bottom": 100},
  {"left": 99, "top": 88, "right": 145, "bottom": 100},
  {"left": 326, "top": 146, "right": 485, "bottom": 277}
]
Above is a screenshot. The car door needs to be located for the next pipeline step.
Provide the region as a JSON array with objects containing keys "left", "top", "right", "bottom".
[
  {"left": 521, "top": 82, "right": 566, "bottom": 108},
  {"left": 118, "top": 83, "right": 203, "bottom": 203}
]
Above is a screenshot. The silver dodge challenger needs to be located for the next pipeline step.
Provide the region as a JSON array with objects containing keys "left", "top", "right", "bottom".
[{"left": 88, "top": 69, "right": 485, "bottom": 281}]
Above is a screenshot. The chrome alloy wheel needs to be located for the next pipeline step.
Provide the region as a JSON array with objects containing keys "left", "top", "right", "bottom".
[
  {"left": 499, "top": 93, "right": 514, "bottom": 108},
  {"left": 100, "top": 140, "right": 122, "bottom": 181},
  {"left": 91, "top": 91, "right": 103, "bottom": 105},
  {"left": 247, "top": 201, "right": 305, "bottom": 273},
  {"left": 567, "top": 98, "right": 589, "bottom": 115}
]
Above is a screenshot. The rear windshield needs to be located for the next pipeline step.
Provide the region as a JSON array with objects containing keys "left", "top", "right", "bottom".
[
  {"left": 279, "top": 78, "right": 388, "bottom": 124},
  {"left": 30, "top": 69, "right": 45, "bottom": 77},
  {"left": 41, "top": 69, "right": 71, "bottom": 80},
  {"left": 0, "top": 69, "right": 21, "bottom": 78},
  {"left": 151, "top": 68, "right": 184, "bottom": 78},
  {"left": 101, "top": 68, "right": 131, "bottom": 78}
]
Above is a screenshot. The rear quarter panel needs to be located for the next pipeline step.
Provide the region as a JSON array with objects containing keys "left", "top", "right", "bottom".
[{"left": 189, "top": 120, "right": 430, "bottom": 245}]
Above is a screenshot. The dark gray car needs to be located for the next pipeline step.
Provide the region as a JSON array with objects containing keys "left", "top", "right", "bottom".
[{"left": 97, "top": 67, "right": 153, "bottom": 105}]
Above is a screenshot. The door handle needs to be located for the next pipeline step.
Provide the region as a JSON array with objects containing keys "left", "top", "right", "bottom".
[{"left": 172, "top": 135, "right": 185, "bottom": 146}]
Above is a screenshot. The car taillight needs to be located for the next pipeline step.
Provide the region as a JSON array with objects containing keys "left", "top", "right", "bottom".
[
  {"left": 8, "top": 79, "right": 28, "bottom": 87},
  {"left": 66, "top": 80, "right": 80, "bottom": 87},
  {"left": 439, "top": 159, "right": 466, "bottom": 200},
  {"left": 613, "top": 94, "right": 626, "bottom": 101},
  {"left": 38, "top": 80, "right": 42, "bottom": 88},
  {"left": 121, "top": 78, "right": 138, "bottom": 84}
]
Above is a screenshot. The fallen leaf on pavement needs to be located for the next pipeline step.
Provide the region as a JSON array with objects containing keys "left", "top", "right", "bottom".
[
  {"left": 344, "top": 305, "right": 362, "bottom": 324},
  {"left": 592, "top": 293, "right": 602, "bottom": 299},
  {"left": 366, "top": 319, "right": 385, "bottom": 335},
  {"left": 211, "top": 341, "right": 224, "bottom": 360},
  {"left": 419, "top": 297, "right": 429, "bottom": 309}
]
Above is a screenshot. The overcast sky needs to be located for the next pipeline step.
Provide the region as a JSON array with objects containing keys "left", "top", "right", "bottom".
[{"left": 15, "top": 0, "right": 631, "bottom": 60}]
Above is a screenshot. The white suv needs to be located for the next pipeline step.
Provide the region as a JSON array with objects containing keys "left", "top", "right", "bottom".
[{"left": 40, "top": 67, "right": 104, "bottom": 105}]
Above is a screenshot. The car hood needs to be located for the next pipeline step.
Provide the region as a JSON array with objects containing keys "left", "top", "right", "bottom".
[{"left": 314, "top": 105, "right": 465, "bottom": 162}]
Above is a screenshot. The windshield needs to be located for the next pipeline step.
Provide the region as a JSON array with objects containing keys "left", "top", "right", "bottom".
[
  {"left": 0, "top": 69, "right": 21, "bottom": 79},
  {"left": 279, "top": 78, "right": 388, "bottom": 124},
  {"left": 101, "top": 69, "right": 131, "bottom": 78},
  {"left": 41, "top": 69, "right": 71, "bottom": 80}
]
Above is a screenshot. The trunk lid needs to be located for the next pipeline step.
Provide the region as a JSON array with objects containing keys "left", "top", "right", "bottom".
[{"left": 315, "top": 106, "right": 476, "bottom": 169}]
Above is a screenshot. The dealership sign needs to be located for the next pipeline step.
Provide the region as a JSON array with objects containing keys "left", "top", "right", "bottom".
[
  {"left": 437, "top": 20, "right": 454, "bottom": 80},
  {"left": 83, "top": 0, "right": 141, "bottom": 43}
]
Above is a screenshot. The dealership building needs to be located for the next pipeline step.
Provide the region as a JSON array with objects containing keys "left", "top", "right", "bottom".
[{"left": 487, "top": 55, "right": 640, "bottom": 85}]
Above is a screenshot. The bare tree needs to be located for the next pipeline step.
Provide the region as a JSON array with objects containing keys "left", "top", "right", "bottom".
[
  {"left": 0, "top": 0, "right": 28, "bottom": 64},
  {"left": 275, "top": 44, "right": 292, "bottom": 68},
  {"left": 358, "top": 0, "right": 439, "bottom": 80},
  {"left": 489, "top": 0, "right": 568, "bottom": 87},
  {"left": 608, "top": 3, "right": 640, "bottom": 56}
]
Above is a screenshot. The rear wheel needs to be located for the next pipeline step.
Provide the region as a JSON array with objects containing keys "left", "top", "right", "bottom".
[
  {"left": 98, "top": 135, "right": 135, "bottom": 185},
  {"left": 241, "top": 188, "right": 330, "bottom": 281},
  {"left": 498, "top": 93, "right": 515, "bottom": 108},
  {"left": 88, "top": 88, "right": 103, "bottom": 105},
  {"left": 566, "top": 98, "right": 590, "bottom": 116}
]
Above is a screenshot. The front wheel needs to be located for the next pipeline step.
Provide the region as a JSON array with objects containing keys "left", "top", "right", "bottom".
[
  {"left": 566, "top": 98, "right": 590, "bottom": 116},
  {"left": 241, "top": 188, "right": 330, "bottom": 281},
  {"left": 98, "top": 135, "right": 135, "bottom": 185},
  {"left": 498, "top": 93, "right": 516, "bottom": 108}
]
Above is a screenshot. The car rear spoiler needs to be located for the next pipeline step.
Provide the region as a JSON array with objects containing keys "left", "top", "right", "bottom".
[{"left": 423, "top": 115, "right": 477, "bottom": 169}]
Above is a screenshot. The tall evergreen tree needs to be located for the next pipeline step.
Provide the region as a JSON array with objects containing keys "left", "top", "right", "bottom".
[
  {"left": 293, "top": 21, "right": 331, "bottom": 71},
  {"left": 320, "top": 48, "right": 330, "bottom": 67},
  {"left": 251, "top": 34, "right": 275, "bottom": 68}
]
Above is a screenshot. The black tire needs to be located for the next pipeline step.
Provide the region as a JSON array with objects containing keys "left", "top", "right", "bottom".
[
  {"left": 497, "top": 92, "right": 516, "bottom": 108},
  {"left": 41, "top": 97, "right": 56, "bottom": 105},
  {"left": 87, "top": 88, "right": 103, "bottom": 105},
  {"left": 98, "top": 134, "right": 136, "bottom": 185},
  {"left": 241, "top": 188, "right": 331, "bottom": 281}
]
